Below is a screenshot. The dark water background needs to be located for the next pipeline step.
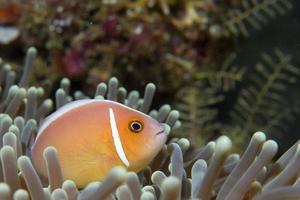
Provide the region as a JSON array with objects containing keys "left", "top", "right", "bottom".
[{"left": 235, "top": 0, "right": 300, "bottom": 152}]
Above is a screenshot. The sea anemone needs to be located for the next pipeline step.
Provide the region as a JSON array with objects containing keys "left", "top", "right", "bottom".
[{"left": 0, "top": 48, "right": 299, "bottom": 200}]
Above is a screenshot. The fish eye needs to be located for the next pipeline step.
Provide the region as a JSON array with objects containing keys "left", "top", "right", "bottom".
[{"left": 129, "top": 120, "right": 143, "bottom": 133}]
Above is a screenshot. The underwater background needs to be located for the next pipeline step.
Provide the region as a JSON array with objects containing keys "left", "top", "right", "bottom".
[{"left": 0, "top": 0, "right": 299, "bottom": 199}]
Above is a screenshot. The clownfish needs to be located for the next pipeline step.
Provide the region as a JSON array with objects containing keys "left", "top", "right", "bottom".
[{"left": 31, "top": 99, "right": 167, "bottom": 188}]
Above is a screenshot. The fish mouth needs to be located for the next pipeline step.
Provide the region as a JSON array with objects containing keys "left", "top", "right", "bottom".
[{"left": 156, "top": 130, "right": 165, "bottom": 136}]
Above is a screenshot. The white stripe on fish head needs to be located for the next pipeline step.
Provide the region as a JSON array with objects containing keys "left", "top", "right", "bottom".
[{"left": 109, "top": 108, "right": 130, "bottom": 167}]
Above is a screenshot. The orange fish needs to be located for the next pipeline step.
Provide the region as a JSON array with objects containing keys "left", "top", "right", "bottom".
[{"left": 31, "top": 100, "right": 167, "bottom": 188}]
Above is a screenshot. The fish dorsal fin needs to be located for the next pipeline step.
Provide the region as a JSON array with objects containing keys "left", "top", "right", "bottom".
[{"left": 37, "top": 99, "right": 96, "bottom": 139}]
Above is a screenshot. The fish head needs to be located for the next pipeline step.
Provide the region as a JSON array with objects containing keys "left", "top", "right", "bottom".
[{"left": 110, "top": 102, "right": 167, "bottom": 172}]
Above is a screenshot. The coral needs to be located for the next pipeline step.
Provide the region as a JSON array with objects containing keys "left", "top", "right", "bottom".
[
  {"left": 167, "top": 0, "right": 299, "bottom": 148},
  {"left": 230, "top": 49, "right": 300, "bottom": 137},
  {"left": 174, "top": 54, "right": 245, "bottom": 145},
  {"left": 10, "top": 0, "right": 232, "bottom": 95},
  {"left": 194, "top": 54, "right": 245, "bottom": 92},
  {"left": 223, "top": 0, "right": 293, "bottom": 37},
  {"left": 174, "top": 84, "right": 223, "bottom": 146},
  {"left": 174, "top": 47, "right": 300, "bottom": 150}
]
